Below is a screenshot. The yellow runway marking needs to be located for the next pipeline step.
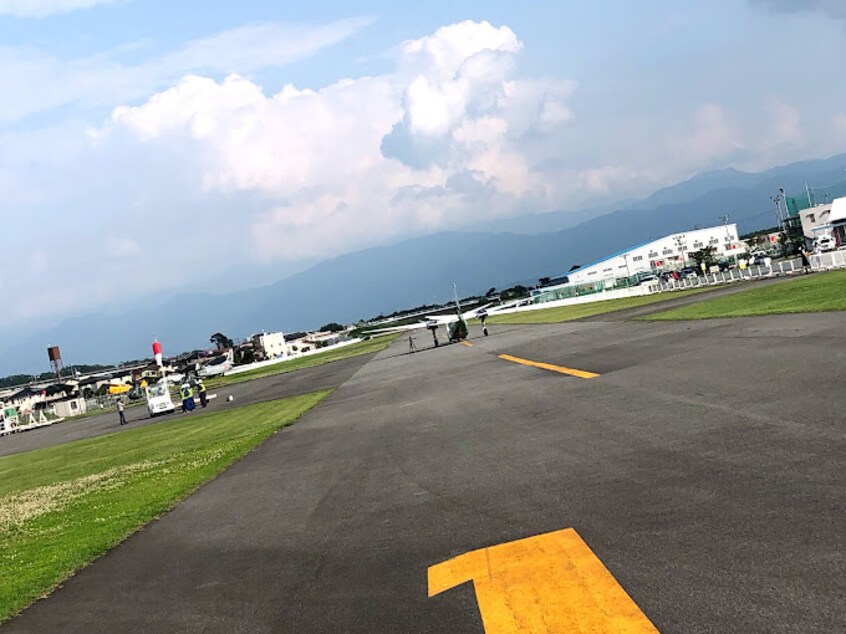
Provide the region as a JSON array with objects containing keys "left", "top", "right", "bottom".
[
  {"left": 428, "top": 528, "right": 659, "bottom": 633},
  {"left": 497, "top": 354, "right": 599, "bottom": 379},
  {"left": 460, "top": 341, "right": 474, "bottom": 347}
]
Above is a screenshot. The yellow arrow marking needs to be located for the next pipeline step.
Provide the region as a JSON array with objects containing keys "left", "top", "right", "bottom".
[
  {"left": 428, "top": 528, "right": 658, "bottom": 633},
  {"left": 497, "top": 354, "right": 599, "bottom": 379},
  {"left": 461, "top": 341, "right": 474, "bottom": 347}
]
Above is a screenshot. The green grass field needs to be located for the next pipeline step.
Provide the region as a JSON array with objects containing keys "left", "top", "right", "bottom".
[
  {"left": 207, "top": 334, "right": 398, "bottom": 388},
  {"left": 482, "top": 287, "right": 716, "bottom": 325},
  {"left": 0, "top": 391, "right": 329, "bottom": 623},
  {"left": 643, "top": 269, "right": 846, "bottom": 320}
]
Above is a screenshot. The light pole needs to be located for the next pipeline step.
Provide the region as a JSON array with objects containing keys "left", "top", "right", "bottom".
[
  {"left": 720, "top": 214, "right": 736, "bottom": 265},
  {"left": 622, "top": 253, "right": 631, "bottom": 284},
  {"left": 674, "top": 234, "right": 686, "bottom": 267}
]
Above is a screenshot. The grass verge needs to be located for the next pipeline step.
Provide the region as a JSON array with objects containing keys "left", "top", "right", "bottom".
[
  {"left": 0, "top": 391, "right": 330, "bottom": 623},
  {"left": 642, "top": 269, "right": 846, "bottom": 320},
  {"left": 482, "top": 287, "right": 717, "bottom": 324},
  {"left": 207, "top": 334, "right": 399, "bottom": 388}
]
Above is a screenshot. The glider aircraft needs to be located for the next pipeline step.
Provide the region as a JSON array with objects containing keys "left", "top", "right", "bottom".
[{"left": 363, "top": 286, "right": 491, "bottom": 347}]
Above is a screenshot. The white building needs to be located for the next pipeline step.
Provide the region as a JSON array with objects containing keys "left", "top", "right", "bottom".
[
  {"left": 534, "top": 224, "right": 744, "bottom": 304},
  {"left": 800, "top": 197, "right": 846, "bottom": 247},
  {"left": 566, "top": 224, "right": 742, "bottom": 284},
  {"left": 252, "top": 331, "right": 287, "bottom": 360}
]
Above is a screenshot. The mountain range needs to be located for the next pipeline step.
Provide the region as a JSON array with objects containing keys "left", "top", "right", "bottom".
[{"left": 3, "top": 153, "right": 846, "bottom": 375}]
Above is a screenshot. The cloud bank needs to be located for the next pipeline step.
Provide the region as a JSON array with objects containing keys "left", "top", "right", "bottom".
[
  {"left": 99, "top": 20, "right": 577, "bottom": 263},
  {"left": 2, "top": 15, "right": 845, "bottom": 330}
]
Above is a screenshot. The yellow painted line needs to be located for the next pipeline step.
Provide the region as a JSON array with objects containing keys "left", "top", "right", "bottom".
[
  {"left": 497, "top": 353, "right": 599, "bottom": 379},
  {"left": 460, "top": 341, "right": 474, "bottom": 347},
  {"left": 429, "top": 528, "right": 659, "bottom": 633}
]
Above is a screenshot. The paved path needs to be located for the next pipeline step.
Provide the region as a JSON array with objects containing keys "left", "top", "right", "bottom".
[
  {"left": 5, "top": 313, "right": 845, "bottom": 633},
  {"left": 0, "top": 354, "right": 374, "bottom": 458}
]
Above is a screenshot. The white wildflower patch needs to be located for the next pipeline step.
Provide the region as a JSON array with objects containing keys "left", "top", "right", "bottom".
[
  {"left": 0, "top": 439, "right": 245, "bottom": 534},
  {"left": 0, "top": 460, "right": 164, "bottom": 533}
]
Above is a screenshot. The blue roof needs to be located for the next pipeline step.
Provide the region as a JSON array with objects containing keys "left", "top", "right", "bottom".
[{"left": 561, "top": 239, "right": 654, "bottom": 277}]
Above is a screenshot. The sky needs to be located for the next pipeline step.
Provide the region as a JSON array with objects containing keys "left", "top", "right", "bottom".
[{"left": 1, "top": 0, "right": 845, "bottom": 335}]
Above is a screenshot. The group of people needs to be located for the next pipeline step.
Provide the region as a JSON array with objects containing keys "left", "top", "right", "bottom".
[
  {"left": 116, "top": 376, "right": 208, "bottom": 426},
  {"left": 179, "top": 377, "right": 208, "bottom": 413}
]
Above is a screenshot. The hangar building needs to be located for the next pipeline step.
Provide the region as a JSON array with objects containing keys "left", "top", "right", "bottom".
[{"left": 534, "top": 224, "right": 742, "bottom": 303}]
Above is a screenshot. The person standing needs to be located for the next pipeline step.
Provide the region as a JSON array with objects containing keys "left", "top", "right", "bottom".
[
  {"left": 117, "top": 399, "right": 127, "bottom": 426},
  {"left": 799, "top": 247, "right": 812, "bottom": 274},
  {"left": 180, "top": 383, "right": 195, "bottom": 413},
  {"left": 196, "top": 378, "right": 208, "bottom": 408}
]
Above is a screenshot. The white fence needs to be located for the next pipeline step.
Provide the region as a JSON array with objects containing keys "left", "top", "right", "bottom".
[
  {"left": 488, "top": 250, "right": 846, "bottom": 318},
  {"left": 657, "top": 250, "right": 846, "bottom": 292}
]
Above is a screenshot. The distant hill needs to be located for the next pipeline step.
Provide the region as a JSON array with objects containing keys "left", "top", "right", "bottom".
[
  {"left": 3, "top": 152, "right": 846, "bottom": 374},
  {"left": 453, "top": 154, "right": 846, "bottom": 236}
]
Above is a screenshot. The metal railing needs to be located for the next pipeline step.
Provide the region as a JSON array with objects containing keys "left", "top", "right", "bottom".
[{"left": 656, "top": 251, "right": 846, "bottom": 292}]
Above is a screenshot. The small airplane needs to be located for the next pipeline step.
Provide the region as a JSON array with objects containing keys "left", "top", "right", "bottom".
[
  {"left": 198, "top": 350, "right": 235, "bottom": 377},
  {"left": 363, "top": 285, "right": 490, "bottom": 346}
]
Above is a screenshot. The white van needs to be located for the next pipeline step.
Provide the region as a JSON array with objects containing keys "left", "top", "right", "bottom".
[
  {"left": 814, "top": 235, "right": 836, "bottom": 252},
  {"left": 146, "top": 382, "right": 176, "bottom": 417}
]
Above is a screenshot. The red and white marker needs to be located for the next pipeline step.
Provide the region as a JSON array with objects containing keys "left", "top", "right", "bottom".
[{"left": 152, "top": 340, "right": 163, "bottom": 367}]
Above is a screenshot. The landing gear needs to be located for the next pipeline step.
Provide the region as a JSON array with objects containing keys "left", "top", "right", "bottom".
[{"left": 428, "top": 324, "right": 439, "bottom": 347}]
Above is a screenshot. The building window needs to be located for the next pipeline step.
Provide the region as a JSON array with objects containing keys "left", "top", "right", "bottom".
[
  {"left": 632, "top": 255, "right": 643, "bottom": 262},
  {"left": 662, "top": 249, "right": 673, "bottom": 255}
]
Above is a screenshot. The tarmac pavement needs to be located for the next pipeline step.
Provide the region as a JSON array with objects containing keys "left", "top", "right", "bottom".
[{"left": 4, "top": 312, "right": 845, "bottom": 633}]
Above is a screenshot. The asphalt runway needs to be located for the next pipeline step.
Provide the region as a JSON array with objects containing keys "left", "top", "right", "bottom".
[
  {"left": 0, "top": 354, "right": 373, "bottom": 458},
  {"left": 4, "top": 312, "right": 845, "bottom": 633}
]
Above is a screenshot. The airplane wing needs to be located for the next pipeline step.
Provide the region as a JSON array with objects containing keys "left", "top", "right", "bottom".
[
  {"left": 362, "top": 320, "right": 441, "bottom": 335},
  {"left": 420, "top": 314, "right": 456, "bottom": 324},
  {"left": 460, "top": 303, "right": 493, "bottom": 320},
  {"left": 487, "top": 298, "right": 530, "bottom": 314}
]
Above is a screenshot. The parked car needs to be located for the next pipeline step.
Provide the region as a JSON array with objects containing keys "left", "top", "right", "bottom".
[
  {"left": 637, "top": 274, "right": 659, "bottom": 285},
  {"left": 815, "top": 235, "right": 836, "bottom": 252},
  {"left": 679, "top": 267, "right": 698, "bottom": 279}
]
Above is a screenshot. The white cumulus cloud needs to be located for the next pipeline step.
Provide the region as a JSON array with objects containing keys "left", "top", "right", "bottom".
[{"left": 102, "top": 20, "right": 578, "bottom": 263}]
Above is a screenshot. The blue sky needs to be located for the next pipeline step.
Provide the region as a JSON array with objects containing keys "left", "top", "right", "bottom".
[{"left": 1, "top": 0, "right": 845, "bottom": 335}]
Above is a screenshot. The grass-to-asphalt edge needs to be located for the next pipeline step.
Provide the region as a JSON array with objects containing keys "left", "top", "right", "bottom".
[
  {"left": 640, "top": 269, "right": 846, "bottom": 321},
  {"left": 207, "top": 333, "right": 400, "bottom": 387},
  {"left": 0, "top": 390, "right": 331, "bottom": 624},
  {"left": 479, "top": 287, "right": 720, "bottom": 325}
]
